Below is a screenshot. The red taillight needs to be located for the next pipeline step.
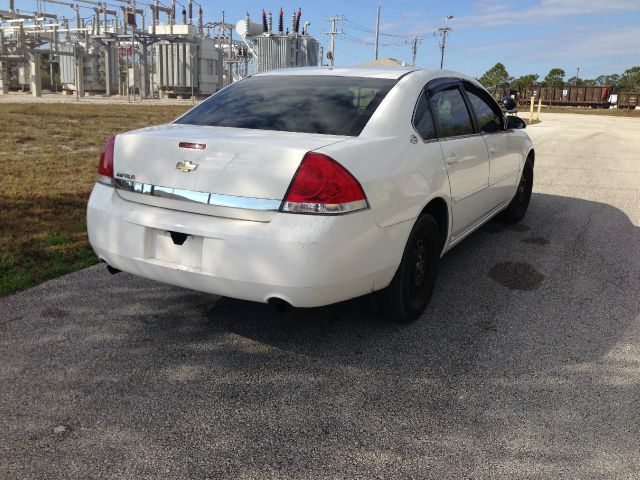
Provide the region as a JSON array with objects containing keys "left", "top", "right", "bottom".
[
  {"left": 97, "top": 135, "right": 116, "bottom": 186},
  {"left": 281, "top": 152, "right": 368, "bottom": 214}
]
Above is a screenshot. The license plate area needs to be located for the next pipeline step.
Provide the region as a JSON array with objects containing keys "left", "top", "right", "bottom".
[{"left": 153, "top": 230, "right": 203, "bottom": 270}]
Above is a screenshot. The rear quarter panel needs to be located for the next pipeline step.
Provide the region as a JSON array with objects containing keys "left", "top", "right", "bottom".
[{"left": 318, "top": 71, "right": 452, "bottom": 229}]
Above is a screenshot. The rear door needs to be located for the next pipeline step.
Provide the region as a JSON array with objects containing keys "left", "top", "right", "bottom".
[
  {"left": 428, "top": 80, "right": 492, "bottom": 237},
  {"left": 462, "top": 81, "right": 520, "bottom": 207}
]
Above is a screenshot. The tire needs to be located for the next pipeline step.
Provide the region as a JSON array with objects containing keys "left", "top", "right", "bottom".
[
  {"left": 498, "top": 157, "right": 533, "bottom": 223},
  {"left": 376, "top": 214, "right": 441, "bottom": 323}
]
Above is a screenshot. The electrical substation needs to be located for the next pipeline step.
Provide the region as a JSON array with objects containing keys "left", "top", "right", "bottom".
[{"left": 0, "top": 1, "right": 321, "bottom": 99}]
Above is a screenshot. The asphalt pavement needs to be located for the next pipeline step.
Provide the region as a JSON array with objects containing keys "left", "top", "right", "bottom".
[{"left": 1, "top": 112, "right": 640, "bottom": 479}]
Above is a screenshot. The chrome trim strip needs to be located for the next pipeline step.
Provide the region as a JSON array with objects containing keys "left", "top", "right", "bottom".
[
  {"left": 208, "top": 192, "right": 281, "bottom": 211},
  {"left": 114, "top": 179, "right": 282, "bottom": 211}
]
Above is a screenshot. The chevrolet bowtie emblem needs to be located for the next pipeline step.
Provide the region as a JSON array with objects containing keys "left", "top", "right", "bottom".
[{"left": 176, "top": 160, "right": 198, "bottom": 172}]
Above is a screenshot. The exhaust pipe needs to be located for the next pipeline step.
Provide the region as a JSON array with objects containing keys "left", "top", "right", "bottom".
[
  {"left": 101, "top": 260, "right": 121, "bottom": 274},
  {"left": 268, "top": 297, "right": 291, "bottom": 312},
  {"left": 106, "top": 265, "right": 121, "bottom": 274}
]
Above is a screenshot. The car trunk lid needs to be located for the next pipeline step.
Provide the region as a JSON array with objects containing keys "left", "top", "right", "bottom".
[{"left": 113, "top": 124, "right": 350, "bottom": 222}]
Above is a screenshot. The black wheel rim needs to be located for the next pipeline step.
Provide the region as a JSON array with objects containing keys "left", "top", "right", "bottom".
[{"left": 408, "top": 237, "right": 429, "bottom": 297}]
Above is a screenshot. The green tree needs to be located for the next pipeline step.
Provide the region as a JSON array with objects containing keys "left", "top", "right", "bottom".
[
  {"left": 593, "top": 75, "right": 608, "bottom": 86},
  {"left": 511, "top": 73, "right": 539, "bottom": 90},
  {"left": 592, "top": 74, "right": 620, "bottom": 90},
  {"left": 582, "top": 79, "right": 596, "bottom": 86},
  {"left": 479, "top": 63, "right": 512, "bottom": 88},
  {"left": 543, "top": 68, "right": 565, "bottom": 88},
  {"left": 607, "top": 74, "right": 621, "bottom": 91},
  {"left": 566, "top": 76, "right": 583, "bottom": 86},
  {"left": 618, "top": 66, "right": 640, "bottom": 92},
  {"left": 593, "top": 74, "right": 620, "bottom": 87}
]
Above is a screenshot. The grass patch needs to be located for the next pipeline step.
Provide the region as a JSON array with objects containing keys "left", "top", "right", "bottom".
[{"left": 0, "top": 103, "right": 190, "bottom": 296}]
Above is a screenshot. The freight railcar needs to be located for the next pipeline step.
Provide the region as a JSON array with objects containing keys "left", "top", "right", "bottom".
[
  {"left": 616, "top": 93, "right": 639, "bottom": 109},
  {"left": 490, "top": 84, "right": 639, "bottom": 110},
  {"left": 490, "top": 85, "right": 612, "bottom": 108}
]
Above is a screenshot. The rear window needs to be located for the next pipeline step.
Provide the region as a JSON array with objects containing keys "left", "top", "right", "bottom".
[{"left": 175, "top": 75, "right": 397, "bottom": 136}]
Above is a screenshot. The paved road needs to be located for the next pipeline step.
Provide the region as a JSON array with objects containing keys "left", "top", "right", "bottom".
[{"left": 1, "top": 113, "right": 639, "bottom": 479}]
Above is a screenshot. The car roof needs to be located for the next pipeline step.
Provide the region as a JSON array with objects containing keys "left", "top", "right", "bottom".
[
  {"left": 255, "top": 66, "right": 417, "bottom": 80},
  {"left": 255, "top": 66, "right": 480, "bottom": 84}
]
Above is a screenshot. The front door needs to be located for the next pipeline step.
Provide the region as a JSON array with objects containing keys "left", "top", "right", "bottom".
[{"left": 462, "top": 82, "right": 520, "bottom": 207}]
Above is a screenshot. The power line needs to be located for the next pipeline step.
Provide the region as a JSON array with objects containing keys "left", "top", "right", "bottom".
[
  {"left": 343, "top": 17, "right": 429, "bottom": 39},
  {"left": 340, "top": 32, "right": 404, "bottom": 47}
]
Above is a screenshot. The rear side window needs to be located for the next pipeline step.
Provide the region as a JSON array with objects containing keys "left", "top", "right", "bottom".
[
  {"left": 430, "top": 86, "right": 474, "bottom": 138},
  {"left": 464, "top": 85, "right": 504, "bottom": 133},
  {"left": 175, "top": 75, "right": 397, "bottom": 137},
  {"left": 412, "top": 91, "right": 437, "bottom": 140}
]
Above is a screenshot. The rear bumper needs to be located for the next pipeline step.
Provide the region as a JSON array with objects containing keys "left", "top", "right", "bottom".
[{"left": 87, "top": 183, "right": 412, "bottom": 307}]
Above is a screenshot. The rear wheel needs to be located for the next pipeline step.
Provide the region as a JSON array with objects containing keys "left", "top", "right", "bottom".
[
  {"left": 377, "top": 214, "right": 441, "bottom": 323},
  {"left": 498, "top": 157, "right": 533, "bottom": 223}
]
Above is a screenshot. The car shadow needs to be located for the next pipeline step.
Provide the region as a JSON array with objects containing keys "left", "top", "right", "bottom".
[{"left": 124, "top": 191, "right": 639, "bottom": 377}]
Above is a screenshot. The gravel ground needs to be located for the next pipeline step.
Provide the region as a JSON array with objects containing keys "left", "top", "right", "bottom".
[{"left": 1, "top": 113, "right": 639, "bottom": 479}]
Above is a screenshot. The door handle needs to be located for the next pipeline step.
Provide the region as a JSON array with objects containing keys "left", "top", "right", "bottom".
[
  {"left": 488, "top": 145, "right": 498, "bottom": 154},
  {"left": 445, "top": 155, "right": 459, "bottom": 165}
]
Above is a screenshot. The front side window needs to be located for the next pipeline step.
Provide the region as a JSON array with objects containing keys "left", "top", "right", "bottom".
[
  {"left": 175, "top": 75, "right": 397, "bottom": 136},
  {"left": 464, "top": 85, "right": 504, "bottom": 134},
  {"left": 412, "top": 91, "right": 437, "bottom": 140},
  {"left": 430, "top": 86, "right": 475, "bottom": 138}
]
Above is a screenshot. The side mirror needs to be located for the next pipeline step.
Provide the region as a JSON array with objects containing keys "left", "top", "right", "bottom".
[
  {"left": 502, "top": 96, "right": 517, "bottom": 113},
  {"left": 506, "top": 115, "right": 526, "bottom": 129}
]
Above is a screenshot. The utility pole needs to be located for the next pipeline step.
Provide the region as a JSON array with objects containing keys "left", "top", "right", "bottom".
[
  {"left": 229, "top": 16, "right": 233, "bottom": 81},
  {"left": 438, "top": 15, "right": 454, "bottom": 70},
  {"left": 374, "top": 5, "right": 380, "bottom": 61},
  {"left": 407, "top": 36, "right": 422, "bottom": 66},
  {"left": 190, "top": 48, "right": 197, "bottom": 103},
  {"left": 323, "top": 16, "right": 344, "bottom": 67},
  {"left": 438, "top": 27, "right": 451, "bottom": 69},
  {"left": 125, "top": 23, "right": 130, "bottom": 102},
  {"left": 131, "top": 5, "right": 136, "bottom": 102},
  {"left": 221, "top": 11, "right": 227, "bottom": 85},
  {"left": 575, "top": 67, "right": 580, "bottom": 86}
]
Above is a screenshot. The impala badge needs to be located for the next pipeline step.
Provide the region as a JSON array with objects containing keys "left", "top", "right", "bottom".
[{"left": 176, "top": 160, "right": 198, "bottom": 172}]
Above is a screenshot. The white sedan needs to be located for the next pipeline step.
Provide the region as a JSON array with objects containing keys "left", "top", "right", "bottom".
[{"left": 87, "top": 67, "right": 534, "bottom": 322}]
